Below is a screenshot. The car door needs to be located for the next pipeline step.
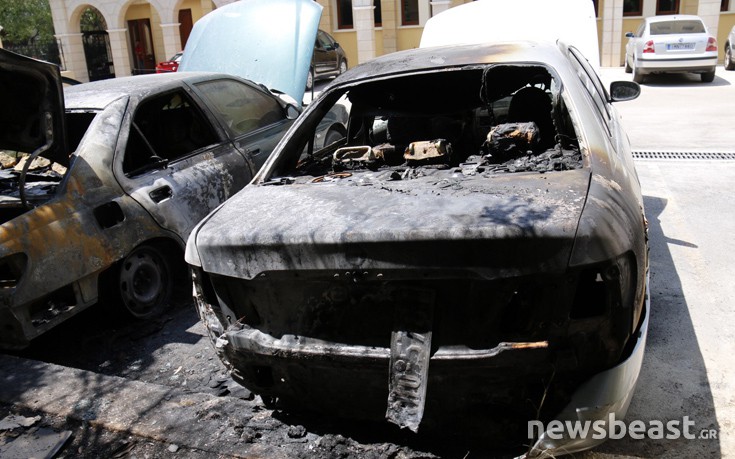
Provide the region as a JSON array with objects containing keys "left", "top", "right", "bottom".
[
  {"left": 192, "top": 78, "right": 294, "bottom": 172},
  {"left": 115, "top": 86, "right": 254, "bottom": 242},
  {"left": 314, "top": 30, "right": 338, "bottom": 74}
]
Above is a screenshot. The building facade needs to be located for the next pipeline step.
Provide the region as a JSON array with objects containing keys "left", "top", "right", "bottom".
[{"left": 49, "top": 0, "right": 735, "bottom": 82}]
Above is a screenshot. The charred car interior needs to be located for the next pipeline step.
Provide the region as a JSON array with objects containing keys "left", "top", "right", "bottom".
[
  {"left": 188, "top": 44, "right": 648, "bottom": 457},
  {"left": 290, "top": 65, "right": 581, "bottom": 181}
]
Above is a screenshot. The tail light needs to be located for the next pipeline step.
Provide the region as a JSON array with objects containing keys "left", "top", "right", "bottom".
[
  {"left": 706, "top": 37, "right": 717, "bottom": 52},
  {"left": 643, "top": 40, "right": 655, "bottom": 53}
]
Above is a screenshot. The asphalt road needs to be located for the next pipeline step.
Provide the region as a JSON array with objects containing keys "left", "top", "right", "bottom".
[{"left": 2, "top": 68, "right": 734, "bottom": 458}]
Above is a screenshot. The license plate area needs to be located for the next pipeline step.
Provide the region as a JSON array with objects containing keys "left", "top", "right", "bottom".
[
  {"left": 667, "top": 43, "right": 695, "bottom": 51},
  {"left": 385, "top": 288, "right": 435, "bottom": 432}
]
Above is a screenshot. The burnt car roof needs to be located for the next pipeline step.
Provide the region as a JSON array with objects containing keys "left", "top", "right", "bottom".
[
  {"left": 63, "top": 72, "right": 223, "bottom": 110},
  {"left": 333, "top": 41, "right": 570, "bottom": 84}
]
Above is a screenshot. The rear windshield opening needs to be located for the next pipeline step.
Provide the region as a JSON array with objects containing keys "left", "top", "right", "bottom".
[
  {"left": 288, "top": 64, "right": 581, "bottom": 181},
  {"left": 650, "top": 20, "right": 706, "bottom": 35}
]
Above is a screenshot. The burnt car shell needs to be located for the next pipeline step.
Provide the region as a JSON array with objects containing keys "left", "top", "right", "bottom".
[
  {"left": 187, "top": 42, "right": 648, "bottom": 453},
  {"left": 0, "top": 0, "right": 331, "bottom": 349},
  {"left": 0, "top": 50, "right": 67, "bottom": 167}
]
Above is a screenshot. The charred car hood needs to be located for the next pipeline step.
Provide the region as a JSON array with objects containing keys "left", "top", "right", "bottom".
[
  {"left": 0, "top": 49, "right": 67, "bottom": 167},
  {"left": 178, "top": 0, "right": 321, "bottom": 106},
  {"left": 190, "top": 169, "right": 591, "bottom": 279}
]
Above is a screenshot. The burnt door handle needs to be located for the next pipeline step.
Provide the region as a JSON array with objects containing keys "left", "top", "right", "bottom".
[{"left": 149, "top": 185, "right": 173, "bottom": 203}]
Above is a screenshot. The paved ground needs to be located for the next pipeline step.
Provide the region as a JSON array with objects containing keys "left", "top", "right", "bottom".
[{"left": 1, "top": 68, "right": 734, "bottom": 458}]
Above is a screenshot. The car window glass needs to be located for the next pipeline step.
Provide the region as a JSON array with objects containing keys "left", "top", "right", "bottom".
[
  {"left": 650, "top": 20, "right": 706, "bottom": 35},
  {"left": 317, "top": 31, "right": 333, "bottom": 48},
  {"left": 123, "top": 90, "right": 217, "bottom": 175},
  {"left": 196, "top": 79, "right": 286, "bottom": 137},
  {"left": 636, "top": 23, "right": 645, "bottom": 37}
]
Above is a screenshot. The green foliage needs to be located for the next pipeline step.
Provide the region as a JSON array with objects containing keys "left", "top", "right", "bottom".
[
  {"left": 0, "top": 0, "right": 55, "bottom": 45},
  {"left": 80, "top": 7, "right": 106, "bottom": 32}
]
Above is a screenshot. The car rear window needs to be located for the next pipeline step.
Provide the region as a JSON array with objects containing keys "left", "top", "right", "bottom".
[{"left": 650, "top": 20, "right": 705, "bottom": 35}]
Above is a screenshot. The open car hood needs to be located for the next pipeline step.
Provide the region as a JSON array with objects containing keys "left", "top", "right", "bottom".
[
  {"left": 178, "top": 0, "right": 321, "bottom": 107},
  {"left": 0, "top": 49, "right": 67, "bottom": 167},
  {"left": 420, "top": 0, "right": 600, "bottom": 70}
]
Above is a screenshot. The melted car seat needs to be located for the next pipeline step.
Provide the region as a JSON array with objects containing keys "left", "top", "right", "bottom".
[{"left": 507, "top": 86, "right": 556, "bottom": 151}]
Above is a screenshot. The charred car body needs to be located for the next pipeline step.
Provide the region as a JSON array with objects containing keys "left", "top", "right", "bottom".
[
  {"left": 187, "top": 39, "right": 649, "bottom": 456},
  {"left": 0, "top": 0, "right": 340, "bottom": 349}
]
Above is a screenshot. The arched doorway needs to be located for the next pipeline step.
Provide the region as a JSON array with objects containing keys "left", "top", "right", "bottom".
[
  {"left": 128, "top": 18, "right": 156, "bottom": 74},
  {"left": 80, "top": 7, "right": 115, "bottom": 81}
]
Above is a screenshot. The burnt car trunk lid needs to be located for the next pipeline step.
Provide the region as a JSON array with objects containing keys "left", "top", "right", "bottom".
[
  {"left": 0, "top": 49, "right": 67, "bottom": 167},
  {"left": 191, "top": 168, "right": 590, "bottom": 279}
]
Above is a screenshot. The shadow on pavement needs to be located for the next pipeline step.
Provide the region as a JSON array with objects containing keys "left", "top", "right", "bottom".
[
  {"left": 594, "top": 195, "right": 721, "bottom": 457},
  {"left": 641, "top": 72, "right": 731, "bottom": 87}
]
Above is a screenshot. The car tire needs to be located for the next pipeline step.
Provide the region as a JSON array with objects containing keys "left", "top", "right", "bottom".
[
  {"left": 338, "top": 60, "right": 348, "bottom": 75},
  {"left": 117, "top": 244, "right": 174, "bottom": 319},
  {"left": 624, "top": 56, "right": 632, "bottom": 74},
  {"left": 306, "top": 68, "right": 314, "bottom": 91},
  {"left": 632, "top": 62, "right": 645, "bottom": 84},
  {"left": 725, "top": 45, "right": 735, "bottom": 71},
  {"left": 701, "top": 70, "right": 715, "bottom": 83}
]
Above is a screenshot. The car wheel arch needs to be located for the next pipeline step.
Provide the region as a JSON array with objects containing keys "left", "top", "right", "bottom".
[{"left": 100, "top": 237, "right": 189, "bottom": 319}]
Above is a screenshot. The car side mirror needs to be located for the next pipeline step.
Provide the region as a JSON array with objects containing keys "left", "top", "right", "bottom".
[
  {"left": 625, "top": 32, "right": 635, "bottom": 38},
  {"left": 286, "top": 104, "right": 300, "bottom": 120},
  {"left": 333, "top": 42, "right": 340, "bottom": 49},
  {"left": 609, "top": 81, "right": 640, "bottom": 102}
]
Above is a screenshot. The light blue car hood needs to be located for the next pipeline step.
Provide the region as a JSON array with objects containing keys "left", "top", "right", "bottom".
[{"left": 178, "top": 0, "right": 321, "bottom": 106}]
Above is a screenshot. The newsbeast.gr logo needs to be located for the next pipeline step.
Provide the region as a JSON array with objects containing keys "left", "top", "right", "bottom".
[{"left": 528, "top": 414, "right": 718, "bottom": 441}]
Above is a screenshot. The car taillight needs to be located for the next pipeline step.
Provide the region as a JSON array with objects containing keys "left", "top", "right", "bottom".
[
  {"left": 706, "top": 37, "right": 717, "bottom": 52},
  {"left": 643, "top": 40, "right": 655, "bottom": 53}
]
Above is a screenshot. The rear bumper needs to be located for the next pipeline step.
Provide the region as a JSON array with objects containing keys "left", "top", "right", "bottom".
[
  {"left": 636, "top": 55, "right": 716, "bottom": 73},
  {"left": 195, "top": 270, "right": 650, "bottom": 449},
  {"left": 521, "top": 277, "right": 650, "bottom": 458}
]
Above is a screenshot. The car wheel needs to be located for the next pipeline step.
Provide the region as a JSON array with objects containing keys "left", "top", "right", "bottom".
[
  {"left": 624, "top": 56, "right": 632, "bottom": 74},
  {"left": 700, "top": 70, "right": 715, "bottom": 83},
  {"left": 306, "top": 68, "right": 314, "bottom": 90},
  {"left": 632, "top": 63, "right": 645, "bottom": 84},
  {"left": 338, "top": 60, "right": 348, "bottom": 75},
  {"left": 725, "top": 45, "right": 735, "bottom": 71},
  {"left": 117, "top": 244, "right": 173, "bottom": 319}
]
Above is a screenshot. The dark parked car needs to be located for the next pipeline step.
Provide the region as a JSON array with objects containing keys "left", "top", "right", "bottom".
[
  {"left": 306, "top": 30, "right": 348, "bottom": 90},
  {"left": 0, "top": 0, "right": 342, "bottom": 349},
  {"left": 725, "top": 25, "right": 735, "bottom": 70},
  {"left": 187, "top": 36, "right": 649, "bottom": 459}
]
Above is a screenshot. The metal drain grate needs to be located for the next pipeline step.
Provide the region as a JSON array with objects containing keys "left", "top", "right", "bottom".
[{"left": 632, "top": 151, "right": 735, "bottom": 160}]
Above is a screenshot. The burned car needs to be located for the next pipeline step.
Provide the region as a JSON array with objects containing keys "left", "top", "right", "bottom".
[
  {"left": 186, "top": 40, "right": 649, "bottom": 456},
  {"left": 0, "top": 0, "right": 341, "bottom": 349}
]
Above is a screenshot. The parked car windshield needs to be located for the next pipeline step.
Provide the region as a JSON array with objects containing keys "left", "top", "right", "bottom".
[{"left": 650, "top": 20, "right": 705, "bottom": 35}]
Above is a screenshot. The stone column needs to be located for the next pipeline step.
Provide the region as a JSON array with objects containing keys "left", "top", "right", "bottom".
[
  {"left": 430, "top": 0, "right": 452, "bottom": 17},
  {"left": 159, "top": 22, "right": 182, "bottom": 59},
  {"left": 107, "top": 28, "right": 132, "bottom": 78},
  {"left": 697, "top": 0, "right": 721, "bottom": 39},
  {"left": 600, "top": 0, "right": 624, "bottom": 67},
  {"left": 381, "top": 0, "right": 397, "bottom": 55},
  {"left": 55, "top": 33, "right": 88, "bottom": 82},
  {"left": 353, "top": 0, "right": 376, "bottom": 64}
]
